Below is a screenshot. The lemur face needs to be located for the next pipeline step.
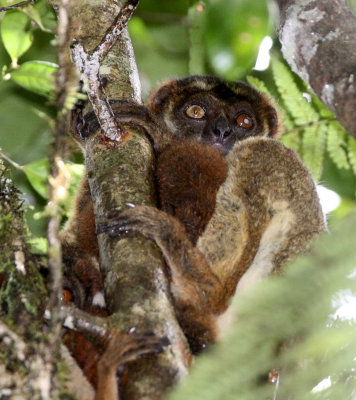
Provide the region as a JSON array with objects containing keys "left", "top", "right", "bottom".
[{"left": 149, "top": 76, "right": 280, "bottom": 156}]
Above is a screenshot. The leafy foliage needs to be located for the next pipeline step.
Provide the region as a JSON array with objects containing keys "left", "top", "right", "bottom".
[
  {"left": 248, "top": 59, "right": 356, "bottom": 182},
  {"left": 7, "top": 60, "right": 57, "bottom": 97},
  {"left": 1, "top": 10, "right": 33, "bottom": 63},
  {"left": 22, "top": 158, "right": 49, "bottom": 199},
  {"left": 1, "top": 2, "right": 57, "bottom": 95},
  {"left": 22, "top": 158, "right": 84, "bottom": 217}
]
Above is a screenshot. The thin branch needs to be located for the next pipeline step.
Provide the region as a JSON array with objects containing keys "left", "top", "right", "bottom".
[
  {"left": 60, "top": 306, "right": 109, "bottom": 343},
  {"left": 0, "top": 0, "right": 34, "bottom": 11},
  {"left": 93, "top": 0, "right": 140, "bottom": 58},
  {"left": 0, "top": 151, "right": 23, "bottom": 170},
  {"left": 45, "top": 0, "right": 73, "bottom": 393},
  {"left": 70, "top": 0, "right": 140, "bottom": 144}
]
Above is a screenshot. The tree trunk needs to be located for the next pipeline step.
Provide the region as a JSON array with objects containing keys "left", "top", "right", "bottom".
[
  {"left": 63, "top": 0, "right": 190, "bottom": 398},
  {"left": 272, "top": 0, "right": 356, "bottom": 137}
]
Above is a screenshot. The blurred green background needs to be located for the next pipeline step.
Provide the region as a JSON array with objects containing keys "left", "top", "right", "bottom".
[{"left": 0, "top": 0, "right": 355, "bottom": 239}]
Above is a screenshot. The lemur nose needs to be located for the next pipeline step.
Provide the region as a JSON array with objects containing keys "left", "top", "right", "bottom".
[{"left": 212, "top": 116, "right": 231, "bottom": 138}]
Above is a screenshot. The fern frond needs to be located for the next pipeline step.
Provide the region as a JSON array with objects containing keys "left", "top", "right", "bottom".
[
  {"left": 279, "top": 107, "right": 294, "bottom": 131},
  {"left": 281, "top": 129, "right": 301, "bottom": 152},
  {"left": 302, "top": 124, "right": 326, "bottom": 181},
  {"left": 311, "top": 94, "right": 335, "bottom": 119},
  {"left": 246, "top": 75, "right": 269, "bottom": 94},
  {"left": 247, "top": 75, "right": 294, "bottom": 132},
  {"left": 271, "top": 59, "right": 319, "bottom": 126},
  {"left": 327, "top": 122, "right": 350, "bottom": 170},
  {"left": 347, "top": 135, "right": 356, "bottom": 175}
]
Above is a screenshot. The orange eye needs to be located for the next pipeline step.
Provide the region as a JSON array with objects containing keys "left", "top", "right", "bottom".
[
  {"left": 61, "top": 289, "right": 73, "bottom": 303},
  {"left": 185, "top": 105, "right": 205, "bottom": 119},
  {"left": 236, "top": 113, "right": 253, "bottom": 129}
]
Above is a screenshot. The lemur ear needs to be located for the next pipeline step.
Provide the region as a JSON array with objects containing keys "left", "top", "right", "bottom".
[{"left": 148, "top": 79, "right": 180, "bottom": 114}]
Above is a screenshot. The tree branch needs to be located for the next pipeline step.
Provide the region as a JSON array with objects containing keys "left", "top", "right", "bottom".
[
  {"left": 60, "top": 0, "right": 190, "bottom": 398},
  {"left": 272, "top": 0, "right": 356, "bottom": 137},
  {"left": 70, "top": 0, "right": 140, "bottom": 143}
]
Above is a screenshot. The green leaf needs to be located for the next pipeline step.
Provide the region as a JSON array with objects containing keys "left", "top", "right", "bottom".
[
  {"left": 271, "top": 59, "right": 319, "bottom": 126},
  {"left": 347, "top": 135, "right": 356, "bottom": 176},
  {"left": 9, "top": 61, "right": 57, "bottom": 97},
  {"left": 28, "top": 237, "right": 48, "bottom": 254},
  {"left": 327, "top": 122, "right": 350, "bottom": 171},
  {"left": 21, "top": 5, "right": 47, "bottom": 31},
  {"left": 1, "top": 10, "right": 33, "bottom": 63},
  {"left": 0, "top": 0, "right": 18, "bottom": 5},
  {"left": 302, "top": 124, "right": 326, "bottom": 181},
  {"left": 23, "top": 158, "right": 49, "bottom": 199},
  {"left": 246, "top": 75, "right": 269, "bottom": 94},
  {"left": 281, "top": 129, "right": 301, "bottom": 152},
  {"left": 27, "top": 0, "right": 57, "bottom": 32}
]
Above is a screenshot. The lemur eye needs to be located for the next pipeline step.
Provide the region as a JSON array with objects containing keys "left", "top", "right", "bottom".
[
  {"left": 185, "top": 105, "right": 206, "bottom": 119},
  {"left": 236, "top": 113, "right": 253, "bottom": 129},
  {"left": 61, "top": 289, "right": 73, "bottom": 303}
]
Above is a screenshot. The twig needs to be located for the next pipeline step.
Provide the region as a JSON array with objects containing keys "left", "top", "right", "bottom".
[
  {"left": 0, "top": 151, "right": 23, "bottom": 170},
  {"left": 92, "top": 0, "right": 140, "bottom": 58},
  {"left": 45, "top": 0, "right": 72, "bottom": 394},
  {"left": 61, "top": 306, "right": 109, "bottom": 341},
  {"left": 70, "top": 0, "right": 140, "bottom": 143},
  {"left": 0, "top": 0, "right": 34, "bottom": 11}
]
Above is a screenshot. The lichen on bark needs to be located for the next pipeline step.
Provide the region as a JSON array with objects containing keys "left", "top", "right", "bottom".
[
  {"left": 0, "top": 159, "right": 63, "bottom": 399},
  {"left": 273, "top": 0, "right": 356, "bottom": 137}
]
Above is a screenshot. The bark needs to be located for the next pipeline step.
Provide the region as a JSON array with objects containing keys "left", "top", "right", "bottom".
[
  {"left": 63, "top": 1, "right": 190, "bottom": 399},
  {"left": 272, "top": 0, "right": 356, "bottom": 137},
  {"left": 0, "top": 161, "right": 52, "bottom": 398}
]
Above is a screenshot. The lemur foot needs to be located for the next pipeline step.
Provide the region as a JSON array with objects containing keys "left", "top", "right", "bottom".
[
  {"left": 98, "top": 330, "right": 170, "bottom": 372},
  {"left": 96, "top": 206, "right": 175, "bottom": 240}
]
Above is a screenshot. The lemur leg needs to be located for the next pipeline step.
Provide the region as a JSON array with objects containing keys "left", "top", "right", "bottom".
[
  {"left": 97, "top": 206, "right": 223, "bottom": 311},
  {"left": 97, "top": 206, "right": 225, "bottom": 352},
  {"left": 96, "top": 331, "right": 169, "bottom": 400}
]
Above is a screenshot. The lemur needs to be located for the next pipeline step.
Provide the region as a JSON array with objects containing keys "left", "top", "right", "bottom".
[{"left": 61, "top": 76, "right": 326, "bottom": 395}]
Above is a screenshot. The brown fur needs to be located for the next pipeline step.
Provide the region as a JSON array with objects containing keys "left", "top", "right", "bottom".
[
  {"left": 157, "top": 140, "right": 228, "bottom": 244},
  {"left": 63, "top": 307, "right": 108, "bottom": 388},
  {"left": 110, "top": 138, "right": 326, "bottom": 352}
]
